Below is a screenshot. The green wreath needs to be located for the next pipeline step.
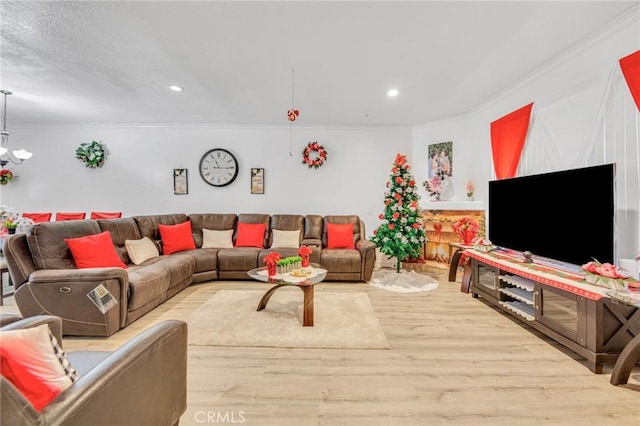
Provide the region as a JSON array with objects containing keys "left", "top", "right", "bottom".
[{"left": 75, "top": 140, "right": 107, "bottom": 169}]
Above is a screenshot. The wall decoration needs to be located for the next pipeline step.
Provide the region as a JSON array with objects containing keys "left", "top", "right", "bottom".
[
  {"left": 75, "top": 140, "right": 107, "bottom": 169},
  {"left": 198, "top": 148, "right": 239, "bottom": 187},
  {"left": 423, "top": 141, "right": 454, "bottom": 201},
  {"left": 173, "top": 169, "right": 188, "bottom": 195},
  {"left": 302, "top": 141, "right": 327, "bottom": 169},
  {"left": 251, "top": 168, "right": 264, "bottom": 194}
]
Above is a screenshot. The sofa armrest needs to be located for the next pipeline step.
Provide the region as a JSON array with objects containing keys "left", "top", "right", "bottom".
[
  {"left": 15, "top": 269, "right": 129, "bottom": 335},
  {"left": 41, "top": 320, "right": 188, "bottom": 426},
  {"left": 356, "top": 239, "right": 377, "bottom": 281},
  {"left": 0, "top": 315, "right": 63, "bottom": 345}
]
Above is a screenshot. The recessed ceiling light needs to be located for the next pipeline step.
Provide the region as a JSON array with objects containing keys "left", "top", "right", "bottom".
[
  {"left": 387, "top": 89, "right": 399, "bottom": 97},
  {"left": 169, "top": 85, "right": 183, "bottom": 92}
]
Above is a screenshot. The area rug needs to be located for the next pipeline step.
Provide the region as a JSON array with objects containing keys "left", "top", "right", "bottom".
[
  {"left": 369, "top": 269, "right": 439, "bottom": 293},
  {"left": 187, "top": 290, "right": 390, "bottom": 349}
]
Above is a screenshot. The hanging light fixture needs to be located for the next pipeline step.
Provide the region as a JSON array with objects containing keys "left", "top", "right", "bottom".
[{"left": 0, "top": 90, "right": 32, "bottom": 166}]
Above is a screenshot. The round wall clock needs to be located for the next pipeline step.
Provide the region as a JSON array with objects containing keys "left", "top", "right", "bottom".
[{"left": 199, "top": 148, "right": 239, "bottom": 187}]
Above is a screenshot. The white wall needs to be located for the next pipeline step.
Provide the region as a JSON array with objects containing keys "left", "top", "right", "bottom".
[
  {"left": 412, "top": 7, "right": 640, "bottom": 260},
  {"left": 0, "top": 125, "right": 411, "bottom": 237}
]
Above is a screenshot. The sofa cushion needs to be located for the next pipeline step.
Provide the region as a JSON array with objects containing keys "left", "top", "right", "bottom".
[
  {"left": 125, "top": 237, "right": 160, "bottom": 265},
  {"left": 28, "top": 220, "right": 102, "bottom": 270},
  {"left": 326, "top": 223, "right": 355, "bottom": 249},
  {"left": 65, "top": 231, "right": 127, "bottom": 269},
  {"left": 188, "top": 213, "right": 237, "bottom": 247},
  {"left": 320, "top": 249, "right": 361, "bottom": 273},
  {"left": 159, "top": 221, "right": 196, "bottom": 255},
  {"left": 97, "top": 217, "right": 142, "bottom": 264},
  {"left": 0, "top": 324, "right": 78, "bottom": 411},
  {"left": 271, "top": 229, "right": 301, "bottom": 248},
  {"left": 235, "top": 222, "right": 266, "bottom": 248},
  {"left": 202, "top": 229, "right": 234, "bottom": 248},
  {"left": 217, "top": 247, "right": 260, "bottom": 271},
  {"left": 126, "top": 262, "right": 172, "bottom": 311},
  {"left": 182, "top": 248, "right": 218, "bottom": 273}
]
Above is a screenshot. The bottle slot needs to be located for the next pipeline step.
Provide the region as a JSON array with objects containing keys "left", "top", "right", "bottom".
[
  {"left": 499, "top": 287, "right": 534, "bottom": 305},
  {"left": 498, "top": 300, "right": 535, "bottom": 321},
  {"left": 499, "top": 274, "right": 535, "bottom": 291}
]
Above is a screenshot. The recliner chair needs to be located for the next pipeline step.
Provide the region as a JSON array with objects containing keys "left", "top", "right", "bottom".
[{"left": 1, "top": 315, "right": 188, "bottom": 426}]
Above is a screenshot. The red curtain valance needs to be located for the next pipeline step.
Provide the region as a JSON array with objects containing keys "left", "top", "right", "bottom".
[
  {"left": 620, "top": 50, "right": 640, "bottom": 112},
  {"left": 490, "top": 103, "right": 534, "bottom": 179}
]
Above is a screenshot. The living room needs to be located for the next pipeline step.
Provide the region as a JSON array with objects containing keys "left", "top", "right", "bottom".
[{"left": 1, "top": 2, "right": 640, "bottom": 425}]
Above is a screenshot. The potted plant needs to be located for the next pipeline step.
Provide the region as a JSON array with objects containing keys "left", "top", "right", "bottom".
[{"left": 3, "top": 217, "right": 18, "bottom": 234}]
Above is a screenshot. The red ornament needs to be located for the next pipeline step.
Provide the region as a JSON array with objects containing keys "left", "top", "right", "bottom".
[{"left": 287, "top": 109, "right": 299, "bottom": 122}]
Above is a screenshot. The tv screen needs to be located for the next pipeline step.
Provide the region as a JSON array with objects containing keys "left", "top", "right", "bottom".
[{"left": 488, "top": 164, "right": 615, "bottom": 267}]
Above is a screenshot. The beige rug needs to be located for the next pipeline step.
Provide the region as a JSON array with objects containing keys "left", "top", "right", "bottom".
[{"left": 187, "top": 290, "right": 390, "bottom": 349}]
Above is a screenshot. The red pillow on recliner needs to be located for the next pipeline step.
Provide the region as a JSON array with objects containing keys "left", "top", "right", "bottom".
[
  {"left": 326, "top": 223, "right": 355, "bottom": 249},
  {"left": 65, "top": 231, "right": 127, "bottom": 269},
  {"left": 158, "top": 221, "right": 196, "bottom": 255}
]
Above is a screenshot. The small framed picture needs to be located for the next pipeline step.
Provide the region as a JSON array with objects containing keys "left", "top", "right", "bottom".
[
  {"left": 251, "top": 168, "right": 264, "bottom": 194},
  {"left": 174, "top": 169, "right": 188, "bottom": 195}
]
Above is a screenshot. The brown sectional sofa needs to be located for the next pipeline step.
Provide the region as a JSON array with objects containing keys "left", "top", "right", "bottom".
[{"left": 4, "top": 213, "right": 376, "bottom": 337}]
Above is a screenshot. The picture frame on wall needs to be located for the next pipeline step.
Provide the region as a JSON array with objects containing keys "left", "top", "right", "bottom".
[
  {"left": 427, "top": 141, "right": 453, "bottom": 178},
  {"left": 251, "top": 168, "right": 264, "bottom": 194},
  {"left": 174, "top": 168, "right": 188, "bottom": 195}
]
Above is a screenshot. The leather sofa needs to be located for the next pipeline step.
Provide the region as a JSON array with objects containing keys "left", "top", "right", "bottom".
[
  {"left": 4, "top": 213, "right": 376, "bottom": 336},
  {"left": 1, "top": 315, "right": 188, "bottom": 426}
]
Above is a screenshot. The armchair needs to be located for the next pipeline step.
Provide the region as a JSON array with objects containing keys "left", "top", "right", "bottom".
[{"left": 1, "top": 316, "right": 188, "bottom": 426}]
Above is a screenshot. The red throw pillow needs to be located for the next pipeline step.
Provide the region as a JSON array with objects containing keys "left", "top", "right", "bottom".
[
  {"left": 0, "top": 347, "right": 61, "bottom": 411},
  {"left": 158, "top": 221, "right": 196, "bottom": 255},
  {"left": 65, "top": 231, "right": 126, "bottom": 269},
  {"left": 326, "top": 222, "right": 355, "bottom": 249},
  {"left": 235, "top": 222, "right": 266, "bottom": 248}
]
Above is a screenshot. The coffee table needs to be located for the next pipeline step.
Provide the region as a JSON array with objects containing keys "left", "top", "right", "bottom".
[{"left": 247, "top": 263, "right": 327, "bottom": 326}]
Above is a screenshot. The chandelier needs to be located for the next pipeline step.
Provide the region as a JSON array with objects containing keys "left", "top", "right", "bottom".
[{"left": 0, "top": 90, "right": 32, "bottom": 166}]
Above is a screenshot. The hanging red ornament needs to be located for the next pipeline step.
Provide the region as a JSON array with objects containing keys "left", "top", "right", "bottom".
[{"left": 287, "top": 109, "right": 299, "bottom": 122}]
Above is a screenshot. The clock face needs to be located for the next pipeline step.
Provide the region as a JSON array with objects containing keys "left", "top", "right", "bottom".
[{"left": 199, "top": 148, "right": 239, "bottom": 187}]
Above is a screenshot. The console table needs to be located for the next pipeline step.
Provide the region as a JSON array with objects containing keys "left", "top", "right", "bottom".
[{"left": 467, "top": 248, "right": 640, "bottom": 374}]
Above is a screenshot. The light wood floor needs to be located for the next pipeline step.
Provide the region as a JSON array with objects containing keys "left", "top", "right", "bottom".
[{"left": 2, "top": 269, "right": 639, "bottom": 425}]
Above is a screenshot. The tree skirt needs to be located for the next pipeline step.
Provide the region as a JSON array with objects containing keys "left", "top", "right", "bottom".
[{"left": 369, "top": 269, "right": 439, "bottom": 293}]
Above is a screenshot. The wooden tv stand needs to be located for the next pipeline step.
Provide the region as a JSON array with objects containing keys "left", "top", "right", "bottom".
[{"left": 467, "top": 249, "right": 640, "bottom": 374}]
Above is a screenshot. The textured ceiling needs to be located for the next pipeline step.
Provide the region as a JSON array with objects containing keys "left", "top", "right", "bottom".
[{"left": 0, "top": 1, "right": 636, "bottom": 127}]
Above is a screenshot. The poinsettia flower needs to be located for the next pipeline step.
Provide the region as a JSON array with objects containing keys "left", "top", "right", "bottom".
[
  {"left": 388, "top": 224, "right": 395, "bottom": 230},
  {"left": 392, "top": 212, "right": 400, "bottom": 219},
  {"left": 378, "top": 213, "right": 384, "bottom": 220},
  {"left": 395, "top": 177, "right": 403, "bottom": 184},
  {"left": 298, "top": 245, "right": 312, "bottom": 256}
]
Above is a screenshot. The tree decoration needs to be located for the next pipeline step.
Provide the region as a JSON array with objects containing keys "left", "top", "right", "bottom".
[
  {"left": 371, "top": 153, "right": 427, "bottom": 273},
  {"left": 301, "top": 141, "right": 327, "bottom": 169},
  {"left": 75, "top": 140, "right": 107, "bottom": 169}
]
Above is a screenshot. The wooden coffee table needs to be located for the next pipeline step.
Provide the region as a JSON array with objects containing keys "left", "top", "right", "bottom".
[{"left": 247, "top": 264, "right": 327, "bottom": 326}]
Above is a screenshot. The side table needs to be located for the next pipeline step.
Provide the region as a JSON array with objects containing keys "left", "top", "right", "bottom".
[{"left": 448, "top": 242, "right": 472, "bottom": 283}]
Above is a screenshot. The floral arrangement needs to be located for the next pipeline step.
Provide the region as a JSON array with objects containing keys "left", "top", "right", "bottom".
[
  {"left": 262, "top": 252, "right": 281, "bottom": 276},
  {"left": 0, "top": 205, "right": 34, "bottom": 234},
  {"left": 263, "top": 252, "right": 281, "bottom": 265},
  {"left": 301, "top": 141, "right": 327, "bottom": 169},
  {"left": 297, "top": 245, "right": 312, "bottom": 267},
  {"left": 581, "top": 259, "right": 639, "bottom": 290},
  {"left": 371, "top": 153, "right": 426, "bottom": 273},
  {"left": 423, "top": 175, "right": 444, "bottom": 199},
  {"left": 452, "top": 217, "right": 480, "bottom": 245},
  {"left": 466, "top": 180, "right": 475, "bottom": 198},
  {"left": 75, "top": 140, "right": 107, "bottom": 169},
  {"left": 0, "top": 169, "right": 14, "bottom": 185}
]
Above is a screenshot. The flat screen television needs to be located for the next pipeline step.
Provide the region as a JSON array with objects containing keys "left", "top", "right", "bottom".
[{"left": 488, "top": 163, "right": 615, "bottom": 267}]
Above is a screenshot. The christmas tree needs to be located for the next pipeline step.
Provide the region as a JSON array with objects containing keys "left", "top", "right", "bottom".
[{"left": 371, "top": 153, "right": 427, "bottom": 273}]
